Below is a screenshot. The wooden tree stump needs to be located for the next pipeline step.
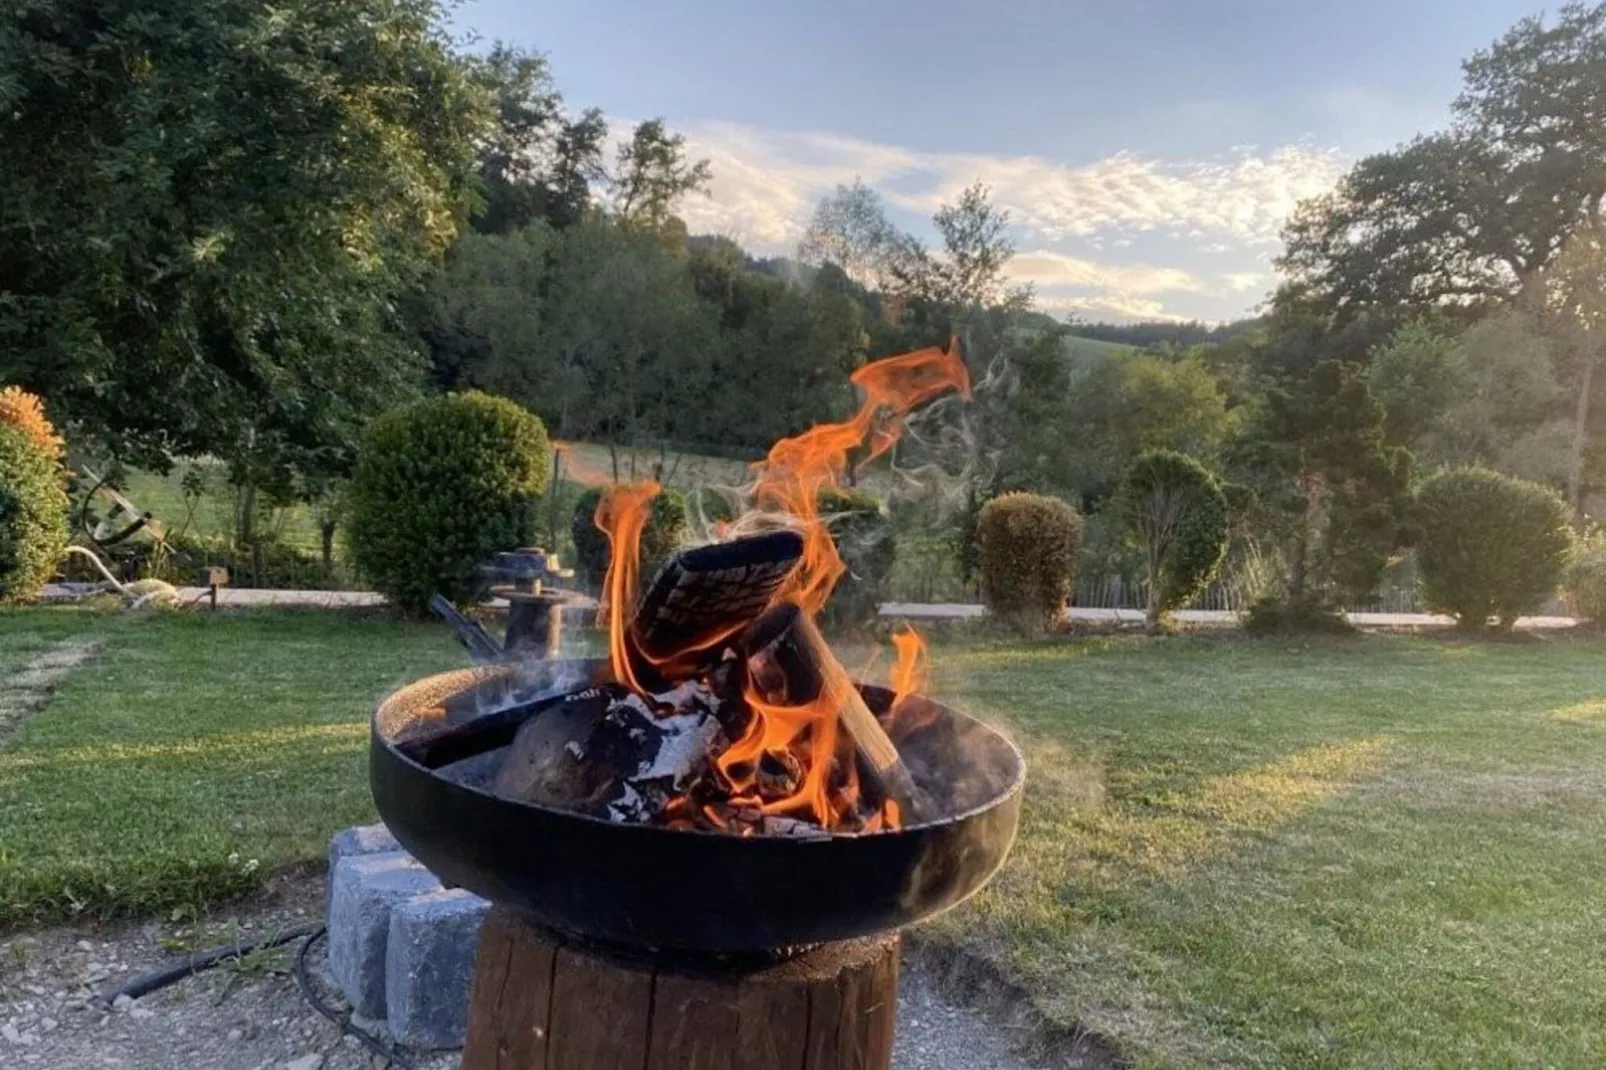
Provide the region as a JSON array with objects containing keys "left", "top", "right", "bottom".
[{"left": 462, "top": 905, "right": 901, "bottom": 1070}]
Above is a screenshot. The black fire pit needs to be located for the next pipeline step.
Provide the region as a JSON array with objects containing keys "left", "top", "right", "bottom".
[{"left": 370, "top": 659, "right": 1024, "bottom": 953}]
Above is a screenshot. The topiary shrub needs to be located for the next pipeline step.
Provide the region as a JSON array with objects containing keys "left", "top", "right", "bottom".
[
  {"left": 348, "top": 392, "right": 550, "bottom": 612},
  {"left": 1242, "top": 594, "right": 1355, "bottom": 637},
  {"left": 977, "top": 492, "right": 1082, "bottom": 633},
  {"left": 1120, "top": 450, "right": 1230, "bottom": 631},
  {"left": 1563, "top": 535, "right": 1606, "bottom": 627},
  {"left": 1416, "top": 466, "right": 1571, "bottom": 632},
  {"left": 1563, "top": 523, "right": 1606, "bottom": 625},
  {"left": 819, "top": 487, "right": 896, "bottom": 628},
  {"left": 570, "top": 484, "right": 690, "bottom": 588},
  {"left": 0, "top": 425, "right": 69, "bottom": 602}
]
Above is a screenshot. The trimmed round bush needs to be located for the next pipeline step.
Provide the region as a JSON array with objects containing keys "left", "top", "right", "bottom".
[
  {"left": 348, "top": 392, "right": 550, "bottom": 612},
  {"left": 0, "top": 425, "right": 69, "bottom": 602},
  {"left": 819, "top": 487, "right": 895, "bottom": 627},
  {"left": 570, "top": 485, "right": 690, "bottom": 587},
  {"left": 977, "top": 492, "right": 1082, "bottom": 633},
  {"left": 1416, "top": 466, "right": 1571, "bottom": 632},
  {"left": 1563, "top": 533, "right": 1606, "bottom": 625},
  {"left": 1121, "top": 450, "right": 1229, "bottom": 630}
]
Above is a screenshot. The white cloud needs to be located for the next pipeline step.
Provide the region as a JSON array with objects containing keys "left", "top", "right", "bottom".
[
  {"left": 676, "top": 121, "right": 1343, "bottom": 253},
  {"left": 662, "top": 119, "right": 1345, "bottom": 321},
  {"left": 1036, "top": 292, "right": 1190, "bottom": 323},
  {"left": 1008, "top": 250, "right": 1206, "bottom": 296}
]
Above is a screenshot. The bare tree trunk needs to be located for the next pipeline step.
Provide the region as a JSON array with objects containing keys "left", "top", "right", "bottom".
[
  {"left": 546, "top": 449, "right": 565, "bottom": 549},
  {"left": 320, "top": 520, "right": 336, "bottom": 577},
  {"left": 236, "top": 482, "right": 257, "bottom": 551},
  {"left": 1570, "top": 357, "right": 1596, "bottom": 524}
]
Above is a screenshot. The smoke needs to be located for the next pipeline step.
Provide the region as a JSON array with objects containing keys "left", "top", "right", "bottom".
[{"left": 886, "top": 333, "right": 1016, "bottom": 518}]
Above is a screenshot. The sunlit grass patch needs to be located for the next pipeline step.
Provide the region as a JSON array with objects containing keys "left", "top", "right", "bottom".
[{"left": 0, "top": 609, "right": 459, "bottom": 928}]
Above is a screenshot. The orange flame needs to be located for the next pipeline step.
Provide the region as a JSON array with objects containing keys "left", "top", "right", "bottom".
[
  {"left": 590, "top": 343, "right": 969, "bottom": 834},
  {"left": 714, "top": 344, "right": 968, "bottom": 829},
  {"left": 889, "top": 625, "right": 928, "bottom": 710},
  {"left": 754, "top": 342, "right": 971, "bottom": 616},
  {"left": 594, "top": 481, "right": 660, "bottom": 694}
]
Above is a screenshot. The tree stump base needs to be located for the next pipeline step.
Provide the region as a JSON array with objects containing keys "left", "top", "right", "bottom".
[{"left": 461, "top": 905, "right": 901, "bottom": 1070}]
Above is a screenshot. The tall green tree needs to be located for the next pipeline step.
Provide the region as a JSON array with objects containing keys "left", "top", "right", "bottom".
[
  {"left": 471, "top": 217, "right": 718, "bottom": 475},
  {"left": 1368, "top": 313, "right": 1570, "bottom": 486},
  {"left": 1237, "top": 360, "right": 1413, "bottom": 610},
  {"left": 1528, "top": 221, "right": 1606, "bottom": 518},
  {"left": 1058, "top": 352, "right": 1235, "bottom": 506},
  {"left": 464, "top": 44, "right": 607, "bottom": 234},
  {"left": 612, "top": 119, "right": 712, "bottom": 237},
  {"left": 797, "top": 180, "right": 903, "bottom": 291},
  {"left": 0, "top": 0, "right": 487, "bottom": 505},
  {"left": 1279, "top": 3, "right": 1606, "bottom": 321}
]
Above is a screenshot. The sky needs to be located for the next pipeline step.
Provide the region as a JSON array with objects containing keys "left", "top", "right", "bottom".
[{"left": 452, "top": 0, "right": 1545, "bottom": 323}]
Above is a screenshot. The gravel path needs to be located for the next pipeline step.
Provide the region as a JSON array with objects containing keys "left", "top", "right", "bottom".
[{"left": 2, "top": 876, "right": 1059, "bottom": 1070}]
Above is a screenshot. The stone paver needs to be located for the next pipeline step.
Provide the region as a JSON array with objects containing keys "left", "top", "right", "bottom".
[
  {"left": 326, "top": 853, "right": 440, "bottom": 1019},
  {"left": 385, "top": 889, "right": 490, "bottom": 1049}
]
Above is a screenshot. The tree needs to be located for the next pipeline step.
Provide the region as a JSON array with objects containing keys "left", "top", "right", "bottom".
[
  {"left": 686, "top": 238, "right": 866, "bottom": 451},
  {"left": 0, "top": 0, "right": 487, "bottom": 514},
  {"left": 1237, "top": 360, "right": 1413, "bottom": 612},
  {"left": 612, "top": 119, "right": 712, "bottom": 235},
  {"left": 1368, "top": 313, "right": 1570, "bottom": 486},
  {"left": 464, "top": 45, "right": 607, "bottom": 234},
  {"left": 1120, "top": 450, "right": 1230, "bottom": 631},
  {"left": 477, "top": 217, "right": 718, "bottom": 474},
  {"left": 797, "top": 181, "right": 903, "bottom": 290},
  {"left": 892, "top": 183, "right": 1032, "bottom": 320},
  {"left": 1528, "top": 221, "right": 1606, "bottom": 519},
  {"left": 1058, "top": 353, "right": 1235, "bottom": 506},
  {"left": 1279, "top": 3, "right": 1606, "bottom": 321}
]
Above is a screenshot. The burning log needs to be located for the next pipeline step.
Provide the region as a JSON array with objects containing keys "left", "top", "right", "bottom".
[
  {"left": 493, "top": 683, "right": 726, "bottom": 821},
  {"left": 742, "top": 602, "right": 929, "bottom": 823}
]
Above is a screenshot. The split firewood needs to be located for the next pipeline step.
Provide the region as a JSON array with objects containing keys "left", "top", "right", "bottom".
[
  {"left": 625, "top": 529, "right": 805, "bottom": 688},
  {"left": 742, "top": 602, "right": 930, "bottom": 823}
]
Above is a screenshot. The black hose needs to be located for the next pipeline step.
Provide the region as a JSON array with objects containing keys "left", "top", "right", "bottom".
[
  {"left": 292, "top": 927, "right": 419, "bottom": 1070},
  {"left": 91, "top": 921, "right": 420, "bottom": 1070},
  {"left": 93, "top": 920, "right": 322, "bottom": 1005}
]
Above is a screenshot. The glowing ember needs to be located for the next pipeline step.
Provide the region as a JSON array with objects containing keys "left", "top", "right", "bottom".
[{"left": 589, "top": 342, "right": 970, "bottom": 835}]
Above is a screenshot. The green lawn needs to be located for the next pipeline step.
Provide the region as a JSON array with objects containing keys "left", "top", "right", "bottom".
[
  {"left": 3, "top": 612, "right": 1604, "bottom": 1067},
  {"left": 0, "top": 608, "right": 461, "bottom": 927},
  {"left": 923, "top": 635, "right": 1606, "bottom": 1069}
]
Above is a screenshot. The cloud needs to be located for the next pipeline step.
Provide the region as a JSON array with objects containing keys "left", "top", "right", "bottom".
[
  {"left": 675, "top": 121, "right": 1343, "bottom": 253},
  {"left": 662, "top": 119, "right": 1344, "bottom": 321},
  {"left": 1008, "top": 250, "right": 1206, "bottom": 296},
  {"left": 1035, "top": 292, "right": 1190, "bottom": 323}
]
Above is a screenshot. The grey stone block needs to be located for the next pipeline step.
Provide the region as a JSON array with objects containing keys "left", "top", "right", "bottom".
[
  {"left": 326, "top": 824, "right": 401, "bottom": 914},
  {"left": 385, "top": 888, "right": 490, "bottom": 1049},
  {"left": 326, "top": 852, "right": 439, "bottom": 1019}
]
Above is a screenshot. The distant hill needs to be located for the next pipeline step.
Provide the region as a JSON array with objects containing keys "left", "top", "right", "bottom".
[
  {"left": 1066, "top": 317, "right": 1264, "bottom": 349},
  {"left": 1061, "top": 334, "right": 1138, "bottom": 364}
]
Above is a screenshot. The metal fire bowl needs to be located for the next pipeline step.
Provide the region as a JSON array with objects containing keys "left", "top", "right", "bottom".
[{"left": 370, "top": 660, "right": 1025, "bottom": 952}]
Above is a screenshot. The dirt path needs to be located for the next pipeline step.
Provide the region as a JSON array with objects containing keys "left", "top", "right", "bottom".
[
  {"left": 0, "top": 639, "right": 99, "bottom": 743},
  {"left": 1, "top": 875, "right": 1072, "bottom": 1070}
]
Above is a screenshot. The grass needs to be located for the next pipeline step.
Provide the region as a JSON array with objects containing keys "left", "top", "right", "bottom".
[
  {"left": 1063, "top": 333, "right": 1141, "bottom": 364},
  {"left": 922, "top": 633, "right": 1606, "bottom": 1069},
  {"left": 0, "top": 608, "right": 460, "bottom": 927},
  {"left": 4, "top": 611, "right": 1604, "bottom": 1066}
]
